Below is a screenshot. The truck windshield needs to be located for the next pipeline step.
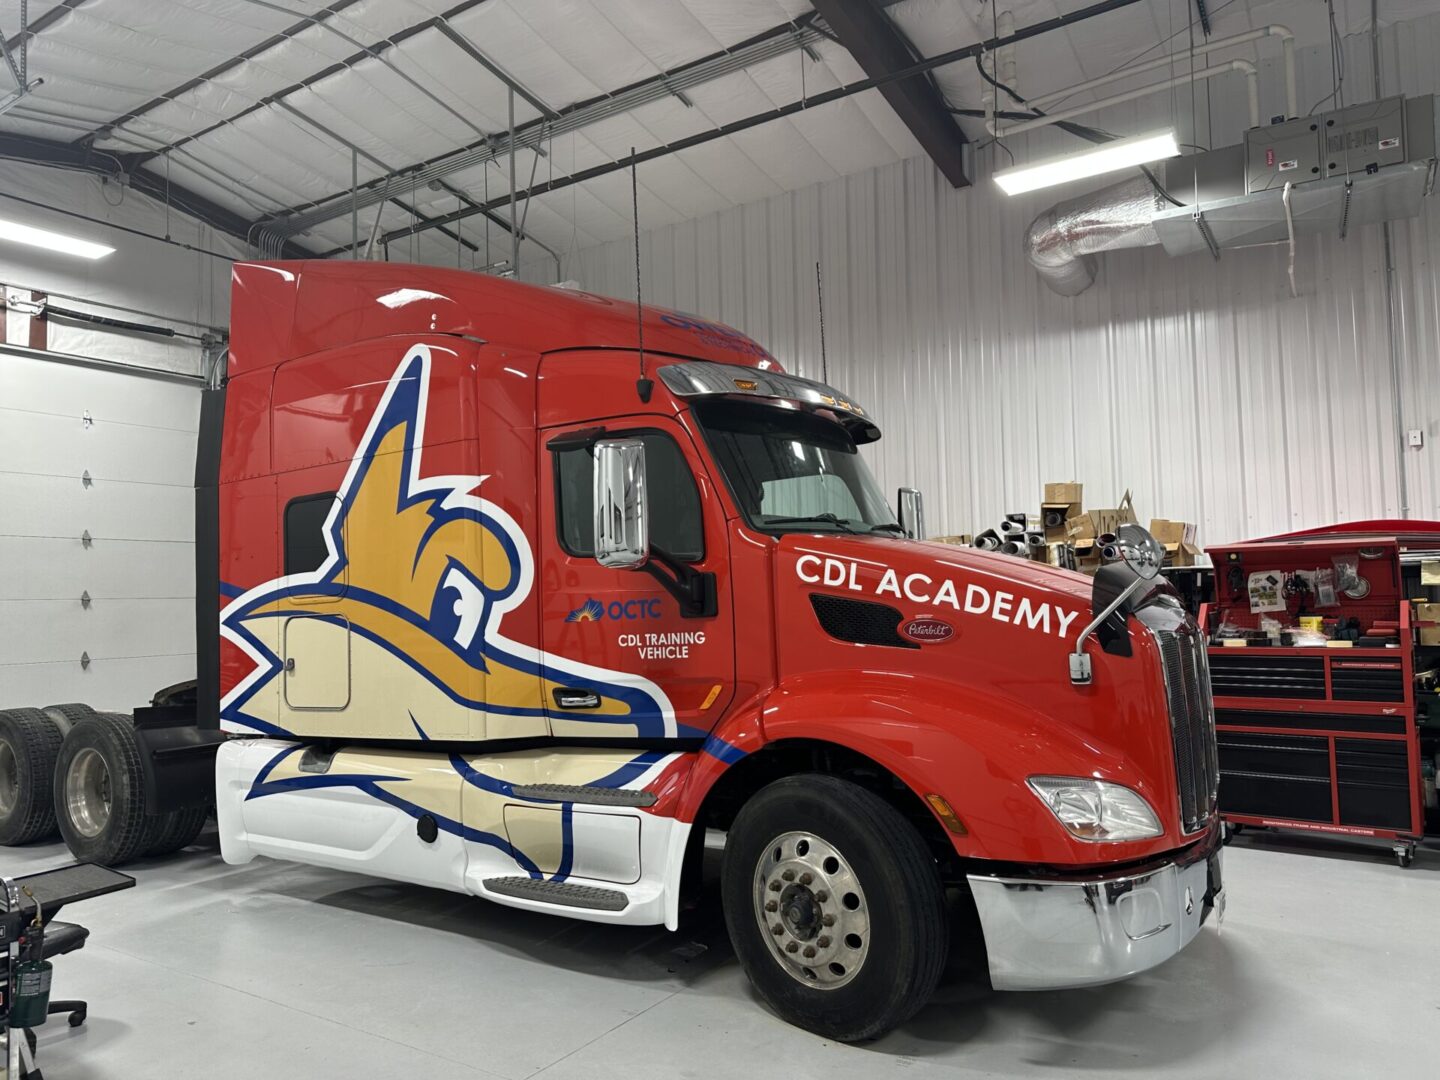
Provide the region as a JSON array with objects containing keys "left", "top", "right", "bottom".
[{"left": 692, "top": 399, "right": 901, "bottom": 536}]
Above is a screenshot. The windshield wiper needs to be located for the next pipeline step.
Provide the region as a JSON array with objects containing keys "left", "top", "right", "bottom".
[
  {"left": 867, "top": 522, "right": 907, "bottom": 535},
  {"left": 761, "top": 513, "right": 862, "bottom": 534}
]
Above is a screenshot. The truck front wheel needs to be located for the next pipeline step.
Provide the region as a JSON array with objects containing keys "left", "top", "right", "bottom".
[{"left": 721, "top": 774, "right": 948, "bottom": 1041}]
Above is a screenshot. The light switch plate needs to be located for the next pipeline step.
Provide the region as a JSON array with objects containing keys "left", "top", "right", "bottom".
[{"left": 1407, "top": 429, "right": 1424, "bottom": 448}]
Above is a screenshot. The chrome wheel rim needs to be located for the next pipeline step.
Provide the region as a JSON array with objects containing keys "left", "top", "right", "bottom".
[
  {"left": 0, "top": 739, "right": 17, "bottom": 817},
  {"left": 752, "top": 830, "right": 870, "bottom": 990},
  {"left": 66, "top": 748, "right": 112, "bottom": 839}
]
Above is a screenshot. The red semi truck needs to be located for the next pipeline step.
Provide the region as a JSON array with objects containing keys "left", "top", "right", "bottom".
[{"left": 0, "top": 261, "right": 1223, "bottom": 1040}]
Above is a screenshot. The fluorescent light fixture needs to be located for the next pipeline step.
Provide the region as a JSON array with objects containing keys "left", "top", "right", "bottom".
[
  {"left": 0, "top": 217, "right": 115, "bottom": 259},
  {"left": 993, "top": 129, "right": 1181, "bottom": 196}
]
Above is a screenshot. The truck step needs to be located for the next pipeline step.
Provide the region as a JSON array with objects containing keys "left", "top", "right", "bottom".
[
  {"left": 510, "top": 783, "right": 657, "bottom": 807},
  {"left": 483, "top": 876, "right": 629, "bottom": 911}
]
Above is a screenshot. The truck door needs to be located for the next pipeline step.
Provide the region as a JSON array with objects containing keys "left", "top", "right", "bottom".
[{"left": 539, "top": 418, "right": 734, "bottom": 741}]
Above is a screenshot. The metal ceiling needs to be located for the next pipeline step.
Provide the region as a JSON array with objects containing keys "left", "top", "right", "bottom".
[{"left": 0, "top": 0, "right": 1430, "bottom": 271}]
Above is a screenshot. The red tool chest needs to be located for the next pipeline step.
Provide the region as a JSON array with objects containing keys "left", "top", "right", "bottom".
[{"left": 1198, "top": 522, "right": 1440, "bottom": 865}]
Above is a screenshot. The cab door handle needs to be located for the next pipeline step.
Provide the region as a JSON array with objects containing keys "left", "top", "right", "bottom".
[{"left": 552, "top": 687, "right": 600, "bottom": 710}]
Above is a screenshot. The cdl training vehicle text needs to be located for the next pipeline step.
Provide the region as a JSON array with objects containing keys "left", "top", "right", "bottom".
[{"left": 0, "top": 262, "right": 1224, "bottom": 1040}]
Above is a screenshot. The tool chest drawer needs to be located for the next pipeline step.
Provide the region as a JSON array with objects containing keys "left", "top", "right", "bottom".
[
  {"left": 1335, "top": 740, "right": 1413, "bottom": 830},
  {"left": 1330, "top": 660, "right": 1406, "bottom": 702},
  {"left": 1217, "top": 733, "right": 1333, "bottom": 822},
  {"left": 1209, "top": 654, "right": 1325, "bottom": 699}
]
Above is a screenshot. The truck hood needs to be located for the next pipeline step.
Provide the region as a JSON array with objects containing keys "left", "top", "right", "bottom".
[
  {"left": 769, "top": 533, "right": 1179, "bottom": 840},
  {"left": 781, "top": 534, "right": 1093, "bottom": 642}
]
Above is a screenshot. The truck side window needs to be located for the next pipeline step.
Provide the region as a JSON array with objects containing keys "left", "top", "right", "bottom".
[
  {"left": 555, "top": 434, "right": 703, "bottom": 562},
  {"left": 284, "top": 492, "right": 337, "bottom": 575}
]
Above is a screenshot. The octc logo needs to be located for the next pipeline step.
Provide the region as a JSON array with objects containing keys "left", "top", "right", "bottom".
[{"left": 566, "top": 597, "right": 662, "bottom": 622}]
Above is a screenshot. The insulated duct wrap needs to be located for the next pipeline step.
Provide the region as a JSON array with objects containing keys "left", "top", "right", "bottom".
[
  {"left": 1000, "top": 540, "right": 1027, "bottom": 557},
  {"left": 1024, "top": 176, "right": 1162, "bottom": 296},
  {"left": 973, "top": 530, "right": 1001, "bottom": 551},
  {"left": 1000, "top": 519, "right": 1026, "bottom": 537}
]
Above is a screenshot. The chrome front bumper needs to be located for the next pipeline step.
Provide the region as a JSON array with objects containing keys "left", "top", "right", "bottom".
[{"left": 968, "top": 838, "right": 1223, "bottom": 991}]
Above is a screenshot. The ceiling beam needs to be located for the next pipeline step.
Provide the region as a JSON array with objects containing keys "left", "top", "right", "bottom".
[
  {"left": 257, "top": 17, "right": 824, "bottom": 242},
  {"left": 809, "top": 0, "right": 969, "bottom": 187},
  {"left": 351, "top": 0, "right": 1146, "bottom": 253},
  {"left": 0, "top": 132, "right": 315, "bottom": 257},
  {"left": 1, "top": 0, "right": 93, "bottom": 56},
  {"left": 125, "top": 0, "right": 496, "bottom": 168},
  {"left": 69, "top": 0, "right": 365, "bottom": 147}
]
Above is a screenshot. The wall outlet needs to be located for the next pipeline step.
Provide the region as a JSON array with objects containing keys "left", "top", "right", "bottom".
[{"left": 1407, "top": 429, "right": 1424, "bottom": 448}]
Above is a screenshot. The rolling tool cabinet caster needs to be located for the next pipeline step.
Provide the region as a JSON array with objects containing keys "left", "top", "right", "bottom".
[{"left": 1393, "top": 842, "right": 1415, "bottom": 868}]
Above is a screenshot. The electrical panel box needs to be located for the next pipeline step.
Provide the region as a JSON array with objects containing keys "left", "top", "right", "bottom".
[
  {"left": 1245, "top": 115, "right": 1323, "bottom": 193},
  {"left": 1320, "top": 96, "right": 1408, "bottom": 178}
]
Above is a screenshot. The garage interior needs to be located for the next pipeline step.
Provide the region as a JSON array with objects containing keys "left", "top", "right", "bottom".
[{"left": 0, "top": 0, "right": 1437, "bottom": 1077}]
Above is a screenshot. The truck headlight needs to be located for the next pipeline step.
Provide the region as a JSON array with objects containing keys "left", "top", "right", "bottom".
[{"left": 1026, "top": 776, "right": 1162, "bottom": 842}]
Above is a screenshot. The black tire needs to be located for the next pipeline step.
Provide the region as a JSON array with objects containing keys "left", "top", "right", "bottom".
[
  {"left": 42, "top": 702, "right": 99, "bottom": 738},
  {"left": 145, "top": 804, "right": 209, "bottom": 857},
  {"left": 53, "top": 713, "right": 151, "bottom": 865},
  {"left": 721, "top": 774, "right": 948, "bottom": 1041},
  {"left": 0, "top": 708, "right": 64, "bottom": 845}
]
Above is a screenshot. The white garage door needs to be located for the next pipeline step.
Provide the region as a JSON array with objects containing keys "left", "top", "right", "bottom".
[{"left": 0, "top": 346, "right": 201, "bottom": 711}]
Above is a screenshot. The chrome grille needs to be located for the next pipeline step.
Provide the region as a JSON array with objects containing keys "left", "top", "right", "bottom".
[{"left": 1153, "top": 620, "right": 1220, "bottom": 833}]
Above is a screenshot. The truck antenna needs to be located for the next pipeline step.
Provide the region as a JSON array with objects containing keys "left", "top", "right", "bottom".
[
  {"left": 631, "top": 148, "right": 653, "bottom": 404},
  {"left": 816, "top": 260, "right": 828, "bottom": 384}
]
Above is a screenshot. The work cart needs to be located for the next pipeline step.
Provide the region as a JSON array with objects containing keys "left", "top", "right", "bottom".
[{"left": 1198, "top": 521, "right": 1440, "bottom": 865}]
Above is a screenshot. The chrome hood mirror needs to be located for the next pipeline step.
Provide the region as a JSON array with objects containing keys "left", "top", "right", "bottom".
[
  {"left": 1069, "top": 523, "right": 1165, "bottom": 686},
  {"left": 897, "top": 488, "right": 926, "bottom": 540},
  {"left": 1113, "top": 522, "right": 1164, "bottom": 580},
  {"left": 593, "top": 438, "right": 649, "bottom": 569}
]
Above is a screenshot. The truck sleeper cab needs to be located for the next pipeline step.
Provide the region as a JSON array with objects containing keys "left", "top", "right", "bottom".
[{"left": 211, "top": 261, "right": 1223, "bottom": 1042}]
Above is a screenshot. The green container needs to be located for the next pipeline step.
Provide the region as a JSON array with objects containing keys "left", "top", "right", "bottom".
[{"left": 10, "top": 958, "right": 52, "bottom": 1028}]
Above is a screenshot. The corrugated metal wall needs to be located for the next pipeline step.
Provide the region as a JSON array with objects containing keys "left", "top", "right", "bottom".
[{"left": 550, "top": 14, "right": 1440, "bottom": 549}]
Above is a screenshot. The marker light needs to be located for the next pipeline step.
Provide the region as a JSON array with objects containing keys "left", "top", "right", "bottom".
[
  {"left": 0, "top": 217, "right": 115, "bottom": 259},
  {"left": 993, "top": 129, "right": 1181, "bottom": 196}
]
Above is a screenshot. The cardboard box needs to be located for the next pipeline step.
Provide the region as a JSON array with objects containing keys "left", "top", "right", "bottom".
[
  {"left": 1149, "top": 518, "right": 1203, "bottom": 567},
  {"left": 1072, "top": 537, "right": 1102, "bottom": 574},
  {"left": 1042, "top": 502, "right": 1076, "bottom": 540},
  {"left": 1044, "top": 482, "right": 1083, "bottom": 507},
  {"left": 1413, "top": 601, "right": 1440, "bottom": 624},
  {"left": 930, "top": 534, "right": 972, "bottom": 547},
  {"left": 1066, "top": 513, "right": 1097, "bottom": 542},
  {"left": 1419, "top": 625, "right": 1440, "bottom": 646},
  {"left": 1068, "top": 490, "right": 1138, "bottom": 542}
]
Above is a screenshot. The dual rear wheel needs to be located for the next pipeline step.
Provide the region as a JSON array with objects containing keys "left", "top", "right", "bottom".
[{"left": 0, "top": 706, "right": 208, "bottom": 862}]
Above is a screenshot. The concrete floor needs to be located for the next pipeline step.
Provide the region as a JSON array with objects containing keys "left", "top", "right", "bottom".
[{"left": 4, "top": 828, "right": 1436, "bottom": 1079}]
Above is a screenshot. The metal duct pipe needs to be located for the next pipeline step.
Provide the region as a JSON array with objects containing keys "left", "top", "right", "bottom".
[
  {"left": 1000, "top": 540, "right": 1028, "bottom": 557},
  {"left": 1024, "top": 175, "right": 1160, "bottom": 295},
  {"left": 1028, "top": 26, "right": 1295, "bottom": 120},
  {"left": 973, "top": 529, "right": 1002, "bottom": 551},
  {"left": 993, "top": 59, "right": 1259, "bottom": 136}
]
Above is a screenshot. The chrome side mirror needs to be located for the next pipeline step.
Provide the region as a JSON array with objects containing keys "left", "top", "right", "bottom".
[
  {"left": 593, "top": 438, "right": 649, "bottom": 569},
  {"left": 1069, "top": 523, "right": 1164, "bottom": 685},
  {"left": 1114, "top": 522, "right": 1164, "bottom": 580},
  {"left": 897, "top": 487, "right": 926, "bottom": 540}
]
